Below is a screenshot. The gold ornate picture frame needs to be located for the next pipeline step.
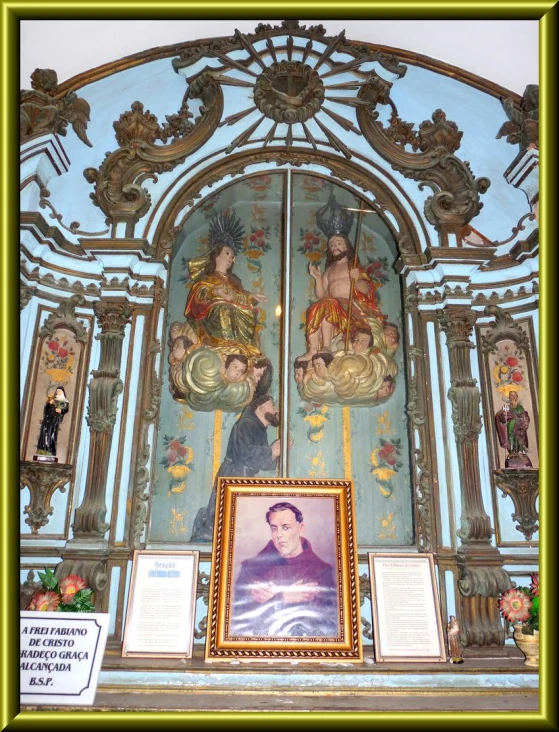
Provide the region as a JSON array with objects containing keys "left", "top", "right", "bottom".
[{"left": 206, "top": 478, "right": 362, "bottom": 662}]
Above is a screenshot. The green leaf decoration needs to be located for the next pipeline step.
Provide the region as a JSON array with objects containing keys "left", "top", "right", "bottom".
[
  {"left": 72, "top": 588, "right": 93, "bottom": 603},
  {"left": 57, "top": 604, "right": 76, "bottom": 613},
  {"left": 38, "top": 567, "right": 59, "bottom": 591}
]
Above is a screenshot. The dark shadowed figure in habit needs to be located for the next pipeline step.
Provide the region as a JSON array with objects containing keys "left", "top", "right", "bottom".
[
  {"left": 36, "top": 387, "right": 69, "bottom": 457},
  {"left": 230, "top": 502, "right": 339, "bottom": 638},
  {"left": 190, "top": 395, "right": 287, "bottom": 542}
]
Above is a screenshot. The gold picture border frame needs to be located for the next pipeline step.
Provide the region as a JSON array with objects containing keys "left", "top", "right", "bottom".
[
  {"left": 369, "top": 552, "right": 447, "bottom": 663},
  {"left": 205, "top": 477, "right": 362, "bottom": 663},
  {"left": 121, "top": 550, "right": 199, "bottom": 659}
]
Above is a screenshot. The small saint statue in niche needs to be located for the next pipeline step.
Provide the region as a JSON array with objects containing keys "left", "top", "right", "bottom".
[
  {"left": 446, "top": 616, "right": 464, "bottom": 664},
  {"left": 494, "top": 389, "right": 532, "bottom": 469},
  {"left": 34, "top": 386, "right": 69, "bottom": 463}
]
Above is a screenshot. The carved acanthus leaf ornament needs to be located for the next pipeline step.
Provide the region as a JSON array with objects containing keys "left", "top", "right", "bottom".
[
  {"left": 83, "top": 77, "right": 224, "bottom": 235},
  {"left": 356, "top": 73, "right": 490, "bottom": 240}
]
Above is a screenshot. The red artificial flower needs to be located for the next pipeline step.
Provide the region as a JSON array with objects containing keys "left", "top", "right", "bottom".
[
  {"left": 48, "top": 341, "right": 59, "bottom": 352},
  {"left": 505, "top": 356, "right": 518, "bottom": 367},
  {"left": 59, "top": 574, "right": 87, "bottom": 604},
  {"left": 499, "top": 588, "right": 531, "bottom": 624},
  {"left": 511, "top": 371, "right": 523, "bottom": 383},
  {"left": 530, "top": 573, "right": 539, "bottom": 597},
  {"left": 29, "top": 590, "right": 60, "bottom": 612}
]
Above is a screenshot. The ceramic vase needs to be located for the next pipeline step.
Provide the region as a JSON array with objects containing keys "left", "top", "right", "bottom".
[{"left": 513, "top": 624, "right": 539, "bottom": 667}]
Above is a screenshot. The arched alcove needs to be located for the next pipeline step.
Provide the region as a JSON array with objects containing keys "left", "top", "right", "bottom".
[{"left": 148, "top": 169, "right": 418, "bottom": 548}]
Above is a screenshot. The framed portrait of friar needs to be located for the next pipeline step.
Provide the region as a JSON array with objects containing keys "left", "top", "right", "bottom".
[{"left": 206, "top": 477, "right": 362, "bottom": 662}]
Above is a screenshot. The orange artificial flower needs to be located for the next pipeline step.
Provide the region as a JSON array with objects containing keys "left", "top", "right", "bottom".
[
  {"left": 29, "top": 591, "right": 60, "bottom": 612},
  {"left": 59, "top": 574, "right": 87, "bottom": 604},
  {"left": 499, "top": 588, "right": 531, "bottom": 624}
]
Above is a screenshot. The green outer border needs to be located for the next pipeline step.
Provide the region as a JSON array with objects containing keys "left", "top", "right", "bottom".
[{"left": 3, "top": 3, "right": 554, "bottom": 729}]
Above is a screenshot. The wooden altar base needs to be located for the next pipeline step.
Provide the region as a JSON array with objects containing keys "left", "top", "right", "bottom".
[{"left": 21, "top": 646, "right": 539, "bottom": 714}]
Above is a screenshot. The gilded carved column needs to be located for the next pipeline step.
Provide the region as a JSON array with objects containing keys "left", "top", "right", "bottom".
[
  {"left": 438, "top": 306, "right": 510, "bottom": 649},
  {"left": 439, "top": 308, "right": 490, "bottom": 543},
  {"left": 71, "top": 299, "right": 133, "bottom": 541}
]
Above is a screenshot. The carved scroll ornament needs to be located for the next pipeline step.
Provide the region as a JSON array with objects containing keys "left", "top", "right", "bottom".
[
  {"left": 480, "top": 305, "right": 531, "bottom": 355},
  {"left": 83, "top": 76, "right": 224, "bottom": 235},
  {"left": 20, "top": 462, "right": 73, "bottom": 534},
  {"left": 494, "top": 469, "right": 538, "bottom": 542},
  {"left": 356, "top": 76, "right": 491, "bottom": 241},
  {"left": 38, "top": 294, "right": 88, "bottom": 344}
]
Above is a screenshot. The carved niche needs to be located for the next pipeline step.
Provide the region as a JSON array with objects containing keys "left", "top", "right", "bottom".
[
  {"left": 480, "top": 305, "right": 539, "bottom": 543},
  {"left": 21, "top": 295, "right": 89, "bottom": 465}
]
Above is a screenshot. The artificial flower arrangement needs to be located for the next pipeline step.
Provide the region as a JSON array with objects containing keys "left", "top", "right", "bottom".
[
  {"left": 26, "top": 568, "right": 95, "bottom": 613},
  {"left": 499, "top": 572, "right": 539, "bottom": 635}
]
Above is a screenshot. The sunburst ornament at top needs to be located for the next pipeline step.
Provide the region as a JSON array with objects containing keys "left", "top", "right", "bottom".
[
  {"left": 173, "top": 20, "right": 407, "bottom": 158},
  {"left": 254, "top": 61, "right": 325, "bottom": 124}
]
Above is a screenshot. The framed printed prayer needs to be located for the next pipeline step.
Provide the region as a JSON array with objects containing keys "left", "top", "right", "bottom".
[
  {"left": 122, "top": 550, "right": 199, "bottom": 659},
  {"left": 206, "top": 477, "right": 362, "bottom": 662},
  {"left": 368, "top": 553, "right": 446, "bottom": 663}
]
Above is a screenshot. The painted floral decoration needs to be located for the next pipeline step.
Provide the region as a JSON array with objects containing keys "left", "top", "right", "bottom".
[
  {"left": 298, "top": 401, "right": 329, "bottom": 442},
  {"left": 298, "top": 228, "right": 326, "bottom": 263},
  {"left": 247, "top": 224, "right": 271, "bottom": 256},
  {"left": 300, "top": 175, "right": 330, "bottom": 201},
  {"left": 26, "top": 568, "right": 94, "bottom": 613},
  {"left": 492, "top": 343, "right": 526, "bottom": 398},
  {"left": 160, "top": 435, "right": 194, "bottom": 495},
  {"left": 201, "top": 192, "right": 221, "bottom": 218},
  {"left": 499, "top": 573, "right": 539, "bottom": 635},
  {"left": 41, "top": 335, "right": 75, "bottom": 386},
  {"left": 364, "top": 255, "right": 390, "bottom": 285},
  {"left": 243, "top": 174, "right": 273, "bottom": 199},
  {"left": 370, "top": 439, "right": 404, "bottom": 497}
]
